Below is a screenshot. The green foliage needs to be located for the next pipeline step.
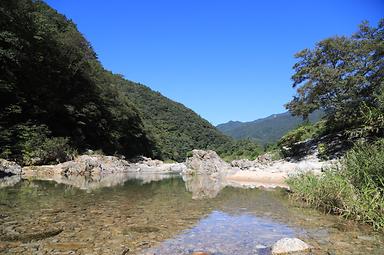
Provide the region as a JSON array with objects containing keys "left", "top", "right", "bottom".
[
  {"left": 342, "top": 140, "right": 384, "bottom": 191},
  {"left": 287, "top": 139, "right": 384, "bottom": 230},
  {"left": 278, "top": 121, "right": 324, "bottom": 148},
  {"left": 0, "top": 0, "right": 253, "bottom": 164},
  {"left": 0, "top": 123, "right": 76, "bottom": 165},
  {"left": 115, "top": 78, "right": 232, "bottom": 162},
  {"left": 0, "top": 0, "right": 155, "bottom": 163},
  {"left": 347, "top": 86, "right": 384, "bottom": 139},
  {"left": 215, "top": 139, "right": 262, "bottom": 161},
  {"left": 287, "top": 171, "right": 355, "bottom": 215},
  {"left": 286, "top": 20, "right": 384, "bottom": 136}
]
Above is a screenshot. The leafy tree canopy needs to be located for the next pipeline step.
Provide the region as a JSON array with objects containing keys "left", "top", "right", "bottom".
[{"left": 286, "top": 20, "right": 384, "bottom": 136}]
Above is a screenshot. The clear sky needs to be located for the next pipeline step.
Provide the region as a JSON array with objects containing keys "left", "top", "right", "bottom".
[{"left": 45, "top": 0, "right": 383, "bottom": 125}]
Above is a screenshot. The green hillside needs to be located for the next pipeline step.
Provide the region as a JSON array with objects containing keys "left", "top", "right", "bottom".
[
  {"left": 217, "top": 111, "right": 323, "bottom": 145},
  {"left": 0, "top": 0, "right": 231, "bottom": 164},
  {"left": 111, "top": 75, "right": 232, "bottom": 161}
]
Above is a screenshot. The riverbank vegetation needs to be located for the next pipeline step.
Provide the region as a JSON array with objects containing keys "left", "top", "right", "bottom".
[
  {"left": 287, "top": 140, "right": 384, "bottom": 230},
  {"left": 286, "top": 20, "right": 384, "bottom": 230}
]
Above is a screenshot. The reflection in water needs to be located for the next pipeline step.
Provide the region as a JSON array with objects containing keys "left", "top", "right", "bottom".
[
  {"left": 0, "top": 175, "right": 21, "bottom": 189},
  {"left": 17, "top": 172, "right": 178, "bottom": 191},
  {"left": 183, "top": 173, "right": 226, "bottom": 199},
  {"left": 0, "top": 176, "right": 383, "bottom": 254},
  {"left": 145, "top": 211, "right": 298, "bottom": 255}
]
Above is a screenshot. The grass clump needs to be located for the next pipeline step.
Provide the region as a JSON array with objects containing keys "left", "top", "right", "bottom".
[{"left": 287, "top": 139, "right": 384, "bottom": 231}]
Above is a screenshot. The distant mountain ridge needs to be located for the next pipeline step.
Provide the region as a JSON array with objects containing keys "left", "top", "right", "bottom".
[{"left": 216, "top": 111, "right": 323, "bottom": 145}]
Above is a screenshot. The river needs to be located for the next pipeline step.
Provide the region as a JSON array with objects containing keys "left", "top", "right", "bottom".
[{"left": 0, "top": 174, "right": 383, "bottom": 254}]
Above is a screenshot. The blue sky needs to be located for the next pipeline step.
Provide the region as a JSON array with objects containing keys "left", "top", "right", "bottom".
[{"left": 45, "top": 0, "right": 383, "bottom": 125}]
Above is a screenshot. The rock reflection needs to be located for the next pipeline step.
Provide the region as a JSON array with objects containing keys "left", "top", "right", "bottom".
[
  {"left": 0, "top": 175, "right": 21, "bottom": 188},
  {"left": 182, "top": 173, "right": 227, "bottom": 199},
  {"left": 22, "top": 172, "right": 178, "bottom": 191}
]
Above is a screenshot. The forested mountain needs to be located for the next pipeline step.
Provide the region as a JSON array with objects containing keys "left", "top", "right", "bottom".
[
  {"left": 217, "top": 111, "right": 323, "bottom": 145},
  {"left": 0, "top": 0, "right": 231, "bottom": 164},
  {"left": 110, "top": 75, "right": 232, "bottom": 161}
]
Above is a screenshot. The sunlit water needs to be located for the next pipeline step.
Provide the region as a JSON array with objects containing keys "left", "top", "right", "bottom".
[{"left": 0, "top": 174, "right": 383, "bottom": 254}]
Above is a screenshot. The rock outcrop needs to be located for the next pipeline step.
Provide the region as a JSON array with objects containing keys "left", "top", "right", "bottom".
[
  {"left": 21, "top": 155, "right": 185, "bottom": 186},
  {"left": 183, "top": 150, "right": 240, "bottom": 199},
  {"left": 0, "top": 159, "right": 22, "bottom": 176},
  {"left": 271, "top": 238, "right": 312, "bottom": 254},
  {"left": 134, "top": 156, "right": 186, "bottom": 173},
  {"left": 22, "top": 155, "right": 131, "bottom": 178},
  {"left": 185, "top": 150, "right": 238, "bottom": 176}
]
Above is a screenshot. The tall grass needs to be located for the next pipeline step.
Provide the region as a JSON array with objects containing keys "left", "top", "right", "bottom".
[{"left": 287, "top": 139, "right": 384, "bottom": 230}]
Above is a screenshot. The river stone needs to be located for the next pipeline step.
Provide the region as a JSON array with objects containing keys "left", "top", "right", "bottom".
[
  {"left": 0, "top": 228, "right": 63, "bottom": 242},
  {"left": 0, "top": 159, "right": 22, "bottom": 175},
  {"left": 271, "top": 238, "right": 312, "bottom": 254},
  {"left": 185, "top": 150, "right": 237, "bottom": 176}
]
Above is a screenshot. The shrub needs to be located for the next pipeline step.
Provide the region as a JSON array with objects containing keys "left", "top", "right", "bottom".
[
  {"left": 287, "top": 171, "right": 355, "bottom": 215},
  {"left": 2, "top": 123, "right": 77, "bottom": 165},
  {"left": 279, "top": 121, "right": 325, "bottom": 148},
  {"left": 287, "top": 139, "right": 384, "bottom": 230},
  {"left": 215, "top": 139, "right": 262, "bottom": 162},
  {"left": 29, "top": 137, "right": 77, "bottom": 165},
  {"left": 343, "top": 140, "right": 384, "bottom": 190}
]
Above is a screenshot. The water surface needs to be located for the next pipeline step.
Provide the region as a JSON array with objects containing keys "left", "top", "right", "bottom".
[{"left": 0, "top": 175, "right": 383, "bottom": 254}]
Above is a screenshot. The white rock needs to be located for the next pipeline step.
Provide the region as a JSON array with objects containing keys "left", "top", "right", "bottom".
[
  {"left": 271, "top": 237, "right": 312, "bottom": 254},
  {"left": 185, "top": 150, "right": 237, "bottom": 176},
  {"left": 0, "top": 159, "right": 22, "bottom": 175}
]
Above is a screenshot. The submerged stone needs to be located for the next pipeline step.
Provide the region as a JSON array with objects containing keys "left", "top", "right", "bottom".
[
  {"left": 128, "top": 226, "right": 160, "bottom": 233},
  {"left": 0, "top": 228, "right": 63, "bottom": 242}
]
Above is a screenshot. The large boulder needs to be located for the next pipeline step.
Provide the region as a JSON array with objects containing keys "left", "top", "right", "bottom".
[
  {"left": 185, "top": 150, "right": 238, "bottom": 176},
  {"left": 61, "top": 155, "right": 130, "bottom": 176},
  {"left": 271, "top": 238, "right": 312, "bottom": 254},
  {"left": 0, "top": 159, "right": 22, "bottom": 175}
]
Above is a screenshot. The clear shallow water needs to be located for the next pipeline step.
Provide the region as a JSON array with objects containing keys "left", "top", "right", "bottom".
[
  {"left": 145, "top": 211, "right": 299, "bottom": 255},
  {"left": 0, "top": 175, "right": 383, "bottom": 254}
]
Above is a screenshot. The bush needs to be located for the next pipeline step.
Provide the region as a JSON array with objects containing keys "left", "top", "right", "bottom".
[
  {"left": 287, "top": 139, "right": 384, "bottom": 230},
  {"left": 215, "top": 139, "right": 262, "bottom": 162},
  {"left": 0, "top": 123, "right": 76, "bottom": 165},
  {"left": 279, "top": 121, "right": 324, "bottom": 148},
  {"left": 28, "top": 137, "right": 77, "bottom": 165},
  {"left": 287, "top": 171, "right": 356, "bottom": 215},
  {"left": 343, "top": 140, "right": 384, "bottom": 190}
]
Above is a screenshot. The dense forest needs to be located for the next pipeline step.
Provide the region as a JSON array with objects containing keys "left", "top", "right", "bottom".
[
  {"left": 0, "top": 0, "right": 253, "bottom": 165},
  {"left": 110, "top": 75, "right": 234, "bottom": 161},
  {"left": 0, "top": 0, "right": 156, "bottom": 165}
]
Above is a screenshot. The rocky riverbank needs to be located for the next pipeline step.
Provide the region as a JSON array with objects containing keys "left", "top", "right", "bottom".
[
  {"left": 0, "top": 155, "right": 186, "bottom": 189},
  {"left": 0, "top": 149, "right": 335, "bottom": 190},
  {"left": 184, "top": 149, "right": 335, "bottom": 190}
]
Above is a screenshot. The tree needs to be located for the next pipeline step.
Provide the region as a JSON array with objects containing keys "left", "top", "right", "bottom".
[
  {"left": 286, "top": 20, "right": 384, "bottom": 135},
  {"left": 0, "top": 0, "right": 155, "bottom": 164}
]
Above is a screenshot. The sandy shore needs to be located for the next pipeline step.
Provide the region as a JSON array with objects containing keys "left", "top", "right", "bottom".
[{"left": 226, "top": 170, "right": 289, "bottom": 189}]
